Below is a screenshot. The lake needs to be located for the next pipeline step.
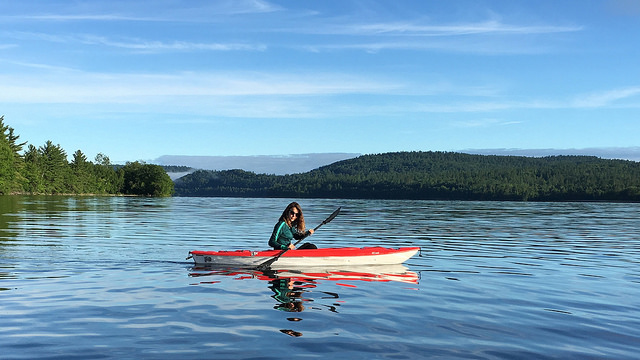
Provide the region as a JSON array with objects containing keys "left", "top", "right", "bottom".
[{"left": 1, "top": 196, "right": 639, "bottom": 359}]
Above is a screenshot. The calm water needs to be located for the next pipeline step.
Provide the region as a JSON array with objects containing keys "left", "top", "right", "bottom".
[{"left": 1, "top": 196, "right": 639, "bottom": 359}]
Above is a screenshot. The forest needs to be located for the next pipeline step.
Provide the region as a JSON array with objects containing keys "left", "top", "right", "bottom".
[
  {"left": 174, "top": 151, "right": 640, "bottom": 201},
  {"left": 0, "top": 116, "right": 173, "bottom": 197},
  {"left": 4, "top": 114, "right": 639, "bottom": 201}
]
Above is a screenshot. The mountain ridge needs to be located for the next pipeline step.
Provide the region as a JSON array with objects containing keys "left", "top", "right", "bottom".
[{"left": 173, "top": 151, "right": 640, "bottom": 201}]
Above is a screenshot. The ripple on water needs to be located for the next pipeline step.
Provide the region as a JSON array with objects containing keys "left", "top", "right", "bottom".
[{"left": 1, "top": 198, "right": 639, "bottom": 359}]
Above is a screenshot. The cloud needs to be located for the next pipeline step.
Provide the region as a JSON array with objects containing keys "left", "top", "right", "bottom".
[
  {"left": 3, "top": 55, "right": 637, "bottom": 122},
  {"left": 571, "top": 86, "right": 640, "bottom": 108},
  {"left": 406, "top": 85, "right": 640, "bottom": 114},
  {"left": 3, "top": 31, "right": 266, "bottom": 53},
  {"left": 3, "top": 61, "right": 638, "bottom": 122},
  {"left": 294, "top": 19, "right": 582, "bottom": 55},
  {"left": 79, "top": 35, "right": 267, "bottom": 52},
  {"left": 0, "top": 69, "right": 399, "bottom": 104},
  {"left": 0, "top": 58, "right": 78, "bottom": 71},
  {"left": 9, "top": 14, "right": 153, "bottom": 22},
  {"left": 0, "top": 0, "right": 281, "bottom": 22},
  {"left": 302, "top": 39, "right": 556, "bottom": 55},
  {"left": 323, "top": 20, "right": 582, "bottom": 37},
  {"left": 452, "top": 118, "right": 522, "bottom": 128},
  {"left": 3, "top": 3, "right": 583, "bottom": 57}
]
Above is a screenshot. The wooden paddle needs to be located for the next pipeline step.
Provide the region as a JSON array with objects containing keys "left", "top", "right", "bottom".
[{"left": 256, "top": 207, "right": 341, "bottom": 271}]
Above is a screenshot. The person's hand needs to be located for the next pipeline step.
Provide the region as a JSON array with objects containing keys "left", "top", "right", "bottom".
[
  {"left": 308, "top": 229, "right": 314, "bottom": 235},
  {"left": 288, "top": 244, "right": 295, "bottom": 250}
]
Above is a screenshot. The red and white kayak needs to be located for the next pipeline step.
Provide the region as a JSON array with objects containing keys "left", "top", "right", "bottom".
[{"left": 188, "top": 246, "right": 420, "bottom": 268}]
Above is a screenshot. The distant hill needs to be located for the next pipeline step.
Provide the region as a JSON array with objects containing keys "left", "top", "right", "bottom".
[
  {"left": 155, "top": 153, "right": 360, "bottom": 175},
  {"left": 173, "top": 151, "right": 640, "bottom": 201}
]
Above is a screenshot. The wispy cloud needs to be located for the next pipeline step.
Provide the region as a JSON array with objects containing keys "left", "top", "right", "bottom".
[
  {"left": 3, "top": 3, "right": 583, "bottom": 57},
  {"left": 303, "top": 39, "right": 552, "bottom": 55},
  {"left": 319, "top": 20, "right": 583, "bottom": 37},
  {"left": 7, "top": 14, "right": 155, "bottom": 22},
  {"left": 296, "top": 19, "right": 582, "bottom": 54},
  {"left": 0, "top": 70, "right": 400, "bottom": 104},
  {"left": 3, "top": 61, "right": 637, "bottom": 119},
  {"left": 4, "top": 31, "right": 266, "bottom": 53},
  {"left": 452, "top": 118, "right": 522, "bottom": 128},
  {"left": 80, "top": 35, "right": 266, "bottom": 52},
  {"left": 0, "top": 0, "right": 281, "bottom": 22},
  {"left": 0, "top": 58, "right": 77, "bottom": 71},
  {"left": 571, "top": 86, "right": 640, "bottom": 108},
  {"left": 407, "top": 86, "right": 640, "bottom": 113}
]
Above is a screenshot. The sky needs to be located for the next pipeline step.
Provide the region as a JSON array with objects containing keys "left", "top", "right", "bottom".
[{"left": 1, "top": 0, "right": 640, "bottom": 168}]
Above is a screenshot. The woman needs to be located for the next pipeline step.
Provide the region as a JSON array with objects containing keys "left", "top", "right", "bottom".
[{"left": 269, "top": 202, "right": 316, "bottom": 250}]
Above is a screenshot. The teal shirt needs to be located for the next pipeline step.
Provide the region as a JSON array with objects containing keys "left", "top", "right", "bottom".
[{"left": 269, "top": 220, "right": 310, "bottom": 250}]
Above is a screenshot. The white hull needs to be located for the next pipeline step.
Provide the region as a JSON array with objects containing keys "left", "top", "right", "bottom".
[{"left": 189, "top": 247, "right": 419, "bottom": 268}]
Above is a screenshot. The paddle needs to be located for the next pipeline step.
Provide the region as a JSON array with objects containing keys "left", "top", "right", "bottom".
[{"left": 256, "top": 207, "right": 341, "bottom": 271}]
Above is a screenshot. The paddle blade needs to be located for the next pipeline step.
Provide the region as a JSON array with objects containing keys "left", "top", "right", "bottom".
[
  {"left": 325, "top": 207, "right": 341, "bottom": 224},
  {"left": 256, "top": 256, "right": 280, "bottom": 271},
  {"left": 314, "top": 207, "right": 341, "bottom": 231}
]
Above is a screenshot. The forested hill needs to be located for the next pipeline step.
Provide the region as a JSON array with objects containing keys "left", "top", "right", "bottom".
[{"left": 174, "top": 151, "right": 640, "bottom": 201}]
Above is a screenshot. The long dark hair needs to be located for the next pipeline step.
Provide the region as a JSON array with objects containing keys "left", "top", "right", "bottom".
[{"left": 280, "top": 202, "right": 306, "bottom": 232}]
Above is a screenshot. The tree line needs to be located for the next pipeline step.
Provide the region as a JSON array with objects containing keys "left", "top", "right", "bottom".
[
  {"left": 0, "top": 116, "right": 173, "bottom": 196},
  {"left": 174, "top": 151, "right": 640, "bottom": 201}
]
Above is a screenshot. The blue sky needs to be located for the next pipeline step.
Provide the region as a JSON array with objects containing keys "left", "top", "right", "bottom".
[{"left": 1, "top": 0, "right": 639, "bottom": 165}]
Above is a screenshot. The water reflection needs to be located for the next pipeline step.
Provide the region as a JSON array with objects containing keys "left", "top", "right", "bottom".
[
  {"left": 0, "top": 195, "right": 21, "bottom": 244},
  {"left": 189, "top": 265, "right": 419, "bottom": 287},
  {"left": 189, "top": 265, "right": 419, "bottom": 337},
  {"left": 268, "top": 277, "right": 309, "bottom": 312},
  {"left": 268, "top": 277, "right": 309, "bottom": 337}
]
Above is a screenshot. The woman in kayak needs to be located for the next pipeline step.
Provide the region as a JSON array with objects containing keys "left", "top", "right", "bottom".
[{"left": 269, "top": 202, "right": 316, "bottom": 250}]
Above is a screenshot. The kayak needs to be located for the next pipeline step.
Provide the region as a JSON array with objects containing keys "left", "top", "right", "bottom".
[
  {"left": 190, "top": 264, "right": 419, "bottom": 284},
  {"left": 188, "top": 246, "right": 420, "bottom": 268}
]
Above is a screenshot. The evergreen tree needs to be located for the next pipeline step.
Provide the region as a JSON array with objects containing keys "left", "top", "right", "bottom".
[
  {"left": 0, "top": 136, "right": 17, "bottom": 194},
  {"left": 22, "top": 144, "right": 44, "bottom": 193},
  {"left": 70, "top": 150, "right": 92, "bottom": 193},
  {"left": 174, "top": 151, "right": 640, "bottom": 201},
  {"left": 0, "top": 116, "right": 26, "bottom": 194},
  {"left": 0, "top": 115, "right": 26, "bottom": 154},
  {"left": 39, "top": 141, "right": 69, "bottom": 194}
]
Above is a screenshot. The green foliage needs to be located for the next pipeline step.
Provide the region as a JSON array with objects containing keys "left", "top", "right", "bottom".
[
  {"left": 0, "top": 116, "right": 25, "bottom": 194},
  {"left": 121, "top": 162, "right": 174, "bottom": 196},
  {"left": 162, "top": 165, "right": 193, "bottom": 172},
  {"left": 0, "top": 136, "right": 17, "bottom": 194},
  {"left": 39, "top": 141, "right": 70, "bottom": 194},
  {"left": 0, "top": 116, "right": 171, "bottom": 197},
  {"left": 175, "top": 151, "right": 640, "bottom": 202},
  {"left": 22, "top": 144, "right": 44, "bottom": 193},
  {"left": 3, "top": 112, "right": 639, "bottom": 202}
]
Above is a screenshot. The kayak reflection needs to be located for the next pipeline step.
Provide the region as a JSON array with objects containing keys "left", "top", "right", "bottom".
[
  {"left": 189, "top": 265, "right": 418, "bottom": 337},
  {"left": 189, "top": 264, "right": 419, "bottom": 287}
]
